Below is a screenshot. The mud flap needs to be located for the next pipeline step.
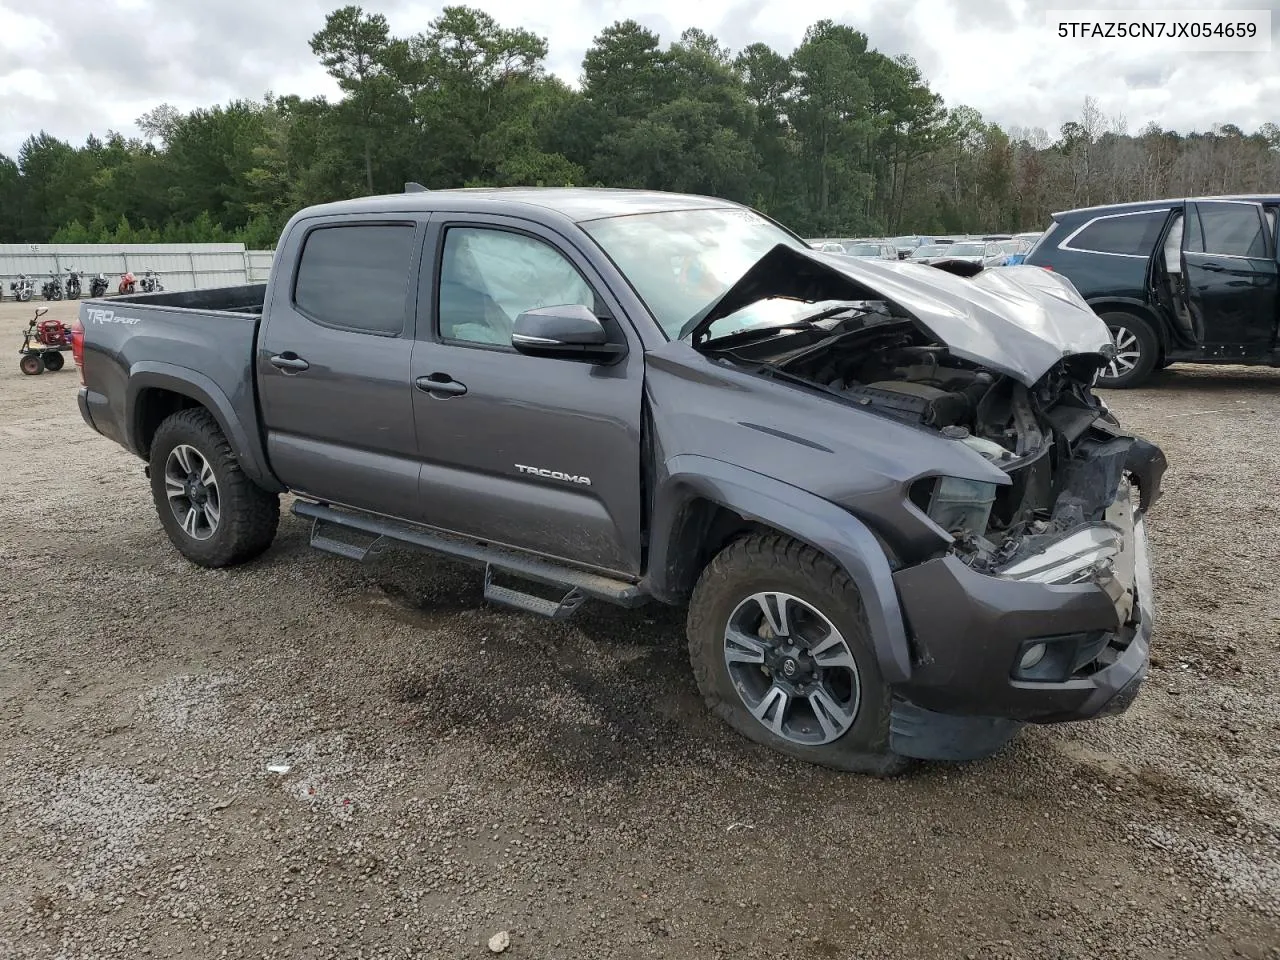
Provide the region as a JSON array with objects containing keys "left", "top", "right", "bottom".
[{"left": 889, "top": 698, "right": 1024, "bottom": 761}]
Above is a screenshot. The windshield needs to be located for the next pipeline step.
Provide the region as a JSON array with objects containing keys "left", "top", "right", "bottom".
[
  {"left": 947, "top": 242, "right": 988, "bottom": 257},
  {"left": 581, "top": 207, "right": 807, "bottom": 340},
  {"left": 844, "top": 243, "right": 882, "bottom": 257},
  {"left": 910, "top": 245, "right": 943, "bottom": 259},
  {"left": 888, "top": 236, "right": 916, "bottom": 247}
]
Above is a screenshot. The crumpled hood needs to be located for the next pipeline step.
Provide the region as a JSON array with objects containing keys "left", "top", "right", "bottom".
[{"left": 687, "top": 244, "right": 1113, "bottom": 385}]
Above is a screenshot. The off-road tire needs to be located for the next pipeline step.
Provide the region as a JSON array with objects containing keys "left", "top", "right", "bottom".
[
  {"left": 1097, "top": 311, "right": 1159, "bottom": 389},
  {"left": 687, "top": 534, "right": 911, "bottom": 776},
  {"left": 41, "top": 351, "right": 64, "bottom": 372},
  {"left": 149, "top": 408, "right": 279, "bottom": 568}
]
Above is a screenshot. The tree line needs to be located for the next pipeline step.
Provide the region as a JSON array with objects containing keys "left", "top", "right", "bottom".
[{"left": 1, "top": 5, "right": 1278, "bottom": 247}]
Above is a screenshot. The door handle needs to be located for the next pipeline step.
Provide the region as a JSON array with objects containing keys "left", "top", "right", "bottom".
[
  {"left": 270, "top": 353, "right": 310, "bottom": 372},
  {"left": 416, "top": 374, "right": 467, "bottom": 397}
]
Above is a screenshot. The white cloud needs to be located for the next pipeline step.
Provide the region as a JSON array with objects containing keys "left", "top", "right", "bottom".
[{"left": 1, "top": 0, "right": 1276, "bottom": 158}]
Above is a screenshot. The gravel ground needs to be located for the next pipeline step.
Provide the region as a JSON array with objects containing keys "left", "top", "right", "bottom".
[{"left": 1, "top": 296, "right": 1278, "bottom": 959}]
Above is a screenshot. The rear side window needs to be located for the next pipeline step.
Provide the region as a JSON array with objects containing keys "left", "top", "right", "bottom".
[
  {"left": 1066, "top": 211, "right": 1167, "bottom": 256},
  {"left": 1187, "top": 204, "right": 1269, "bottom": 258},
  {"left": 294, "top": 224, "right": 417, "bottom": 335}
]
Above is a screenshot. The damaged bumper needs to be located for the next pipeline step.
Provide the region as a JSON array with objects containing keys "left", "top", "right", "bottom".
[{"left": 889, "top": 479, "right": 1155, "bottom": 748}]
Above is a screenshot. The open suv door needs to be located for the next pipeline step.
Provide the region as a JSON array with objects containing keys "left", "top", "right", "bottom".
[{"left": 1181, "top": 199, "right": 1279, "bottom": 360}]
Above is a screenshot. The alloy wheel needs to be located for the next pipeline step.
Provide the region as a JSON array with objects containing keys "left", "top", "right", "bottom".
[
  {"left": 1103, "top": 325, "right": 1142, "bottom": 380},
  {"left": 163, "top": 444, "right": 221, "bottom": 541},
  {"left": 723, "top": 591, "right": 861, "bottom": 746}
]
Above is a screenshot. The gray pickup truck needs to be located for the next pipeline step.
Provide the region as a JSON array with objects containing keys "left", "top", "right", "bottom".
[{"left": 76, "top": 187, "right": 1166, "bottom": 774}]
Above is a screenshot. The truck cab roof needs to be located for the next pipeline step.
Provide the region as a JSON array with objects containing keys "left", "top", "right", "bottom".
[{"left": 292, "top": 187, "right": 742, "bottom": 225}]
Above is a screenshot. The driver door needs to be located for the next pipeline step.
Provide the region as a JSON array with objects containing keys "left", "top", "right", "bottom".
[
  {"left": 1181, "top": 200, "right": 1279, "bottom": 355},
  {"left": 408, "top": 215, "right": 645, "bottom": 576}
]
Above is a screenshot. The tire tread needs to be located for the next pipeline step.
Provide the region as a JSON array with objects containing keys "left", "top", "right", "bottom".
[
  {"left": 686, "top": 533, "right": 910, "bottom": 777},
  {"left": 150, "top": 408, "right": 278, "bottom": 568}
]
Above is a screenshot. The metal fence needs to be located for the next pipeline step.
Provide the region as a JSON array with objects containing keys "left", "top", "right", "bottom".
[{"left": 0, "top": 243, "right": 277, "bottom": 296}]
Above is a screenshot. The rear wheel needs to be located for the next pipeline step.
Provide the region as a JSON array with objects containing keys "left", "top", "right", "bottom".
[
  {"left": 19, "top": 354, "right": 44, "bottom": 376},
  {"left": 687, "top": 534, "right": 909, "bottom": 775},
  {"left": 149, "top": 408, "right": 280, "bottom": 568},
  {"left": 1096, "top": 312, "right": 1158, "bottom": 389},
  {"left": 41, "top": 351, "right": 64, "bottom": 372}
]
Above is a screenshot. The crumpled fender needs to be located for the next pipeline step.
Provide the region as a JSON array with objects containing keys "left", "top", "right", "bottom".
[{"left": 645, "top": 454, "right": 913, "bottom": 683}]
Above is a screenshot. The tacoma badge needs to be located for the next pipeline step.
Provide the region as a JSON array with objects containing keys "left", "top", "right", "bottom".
[{"left": 515, "top": 464, "right": 592, "bottom": 486}]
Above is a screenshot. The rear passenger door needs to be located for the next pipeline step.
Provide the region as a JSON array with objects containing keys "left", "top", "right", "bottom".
[
  {"left": 408, "top": 214, "right": 645, "bottom": 577},
  {"left": 1181, "top": 200, "right": 1279, "bottom": 356},
  {"left": 257, "top": 215, "right": 428, "bottom": 518}
]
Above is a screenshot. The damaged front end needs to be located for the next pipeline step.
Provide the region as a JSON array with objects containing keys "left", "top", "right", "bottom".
[
  {"left": 761, "top": 314, "right": 1166, "bottom": 630},
  {"left": 693, "top": 243, "right": 1167, "bottom": 751}
]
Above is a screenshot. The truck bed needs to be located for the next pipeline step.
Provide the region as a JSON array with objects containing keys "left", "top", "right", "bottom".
[
  {"left": 78, "top": 283, "right": 270, "bottom": 476},
  {"left": 107, "top": 283, "right": 267, "bottom": 316}
]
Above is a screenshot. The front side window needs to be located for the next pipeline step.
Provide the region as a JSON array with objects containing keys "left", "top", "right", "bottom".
[
  {"left": 294, "top": 223, "right": 416, "bottom": 335},
  {"left": 437, "top": 227, "right": 597, "bottom": 347},
  {"left": 1067, "top": 211, "right": 1167, "bottom": 256},
  {"left": 581, "top": 207, "right": 807, "bottom": 340},
  {"left": 1187, "top": 203, "right": 1268, "bottom": 258}
]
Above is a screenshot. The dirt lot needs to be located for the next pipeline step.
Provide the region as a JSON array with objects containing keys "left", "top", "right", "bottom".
[{"left": 0, "top": 295, "right": 1277, "bottom": 960}]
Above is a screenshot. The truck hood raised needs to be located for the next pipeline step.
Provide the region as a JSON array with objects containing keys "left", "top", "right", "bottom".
[{"left": 686, "top": 244, "right": 1113, "bottom": 386}]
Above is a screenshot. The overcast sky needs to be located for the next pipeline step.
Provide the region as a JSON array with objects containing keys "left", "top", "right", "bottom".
[{"left": 1, "top": 0, "right": 1277, "bottom": 159}]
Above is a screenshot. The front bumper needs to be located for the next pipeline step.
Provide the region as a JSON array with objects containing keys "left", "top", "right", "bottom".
[{"left": 890, "top": 497, "right": 1154, "bottom": 726}]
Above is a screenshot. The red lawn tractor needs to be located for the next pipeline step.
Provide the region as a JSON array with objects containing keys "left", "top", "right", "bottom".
[{"left": 18, "top": 307, "right": 78, "bottom": 375}]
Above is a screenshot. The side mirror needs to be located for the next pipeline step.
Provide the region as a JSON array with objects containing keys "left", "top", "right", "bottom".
[{"left": 512, "top": 304, "right": 625, "bottom": 363}]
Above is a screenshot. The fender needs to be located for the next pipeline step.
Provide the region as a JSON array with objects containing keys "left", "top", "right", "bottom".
[
  {"left": 645, "top": 454, "right": 913, "bottom": 684},
  {"left": 126, "top": 363, "right": 285, "bottom": 492}
]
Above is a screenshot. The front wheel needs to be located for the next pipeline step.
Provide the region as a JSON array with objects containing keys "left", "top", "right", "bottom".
[
  {"left": 687, "top": 534, "right": 909, "bottom": 775},
  {"left": 19, "top": 288, "right": 31, "bottom": 302},
  {"left": 41, "top": 351, "right": 65, "bottom": 372},
  {"left": 148, "top": 408, "right": 280, "bottom": 568},
  {"left": 19, "top": 354, "right": 44, "bottom": 376},
  {"left": 1096, "top": 312, "right": 1158, "bottom": 388}
]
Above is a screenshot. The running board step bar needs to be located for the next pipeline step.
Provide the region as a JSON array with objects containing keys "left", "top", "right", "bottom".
[
  {"left": 483, "top": 566, "right": 586, "bottom": 620},
  {"left": 294, "top": 500, "right": 646, "bottom": 615}
]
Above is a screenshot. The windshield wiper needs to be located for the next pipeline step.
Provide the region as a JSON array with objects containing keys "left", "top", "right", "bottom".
[{"left": 696, "top": 302, "right": 871, "bottom": 347}]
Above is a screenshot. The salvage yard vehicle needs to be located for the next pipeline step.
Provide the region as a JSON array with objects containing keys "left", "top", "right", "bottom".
[
  {"left": 837, "top": 240, "right": 898, "bottom": 260},
  {"left": 1024, "top": 195, "right": 1280, "bottom": 387},
  {"left": 74, "top": 187, "right": 1166, "bottom": 774}
]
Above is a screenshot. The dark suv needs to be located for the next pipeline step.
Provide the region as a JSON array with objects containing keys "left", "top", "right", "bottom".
[{"left": 1024, "top": 196, "right": 1280, "bottom": 387}]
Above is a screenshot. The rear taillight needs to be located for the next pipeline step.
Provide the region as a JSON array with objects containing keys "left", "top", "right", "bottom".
[
  {"left": 71, "top": 316, "right": 85, "bottom": 383},
  {"left": 1041, "top": 265, "right": 1054, "bottom": 271}
]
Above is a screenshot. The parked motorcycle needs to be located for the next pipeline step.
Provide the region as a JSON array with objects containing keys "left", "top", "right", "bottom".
[
  {"left": 41, "top": 272, "right": 63, "bottom": 301},
  {"left": 64, "top": 268, "right": 82, "bottom": 300},
  {"left": 8, "top": 274, "right": 34, "bottom": 302},
  {"left": 118, "top": 271, "right": 136, "bottom": 295},
  {"left": 139, "top": 269, "right": 164, "bottom": 293},
  {"left": 90, "top": 273, "right": 109, "bottom": 298}
]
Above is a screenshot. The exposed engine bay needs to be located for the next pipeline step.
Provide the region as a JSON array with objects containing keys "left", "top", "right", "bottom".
[{"left": 711, "top": 301, "right": 1165, "bottom": 588}]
